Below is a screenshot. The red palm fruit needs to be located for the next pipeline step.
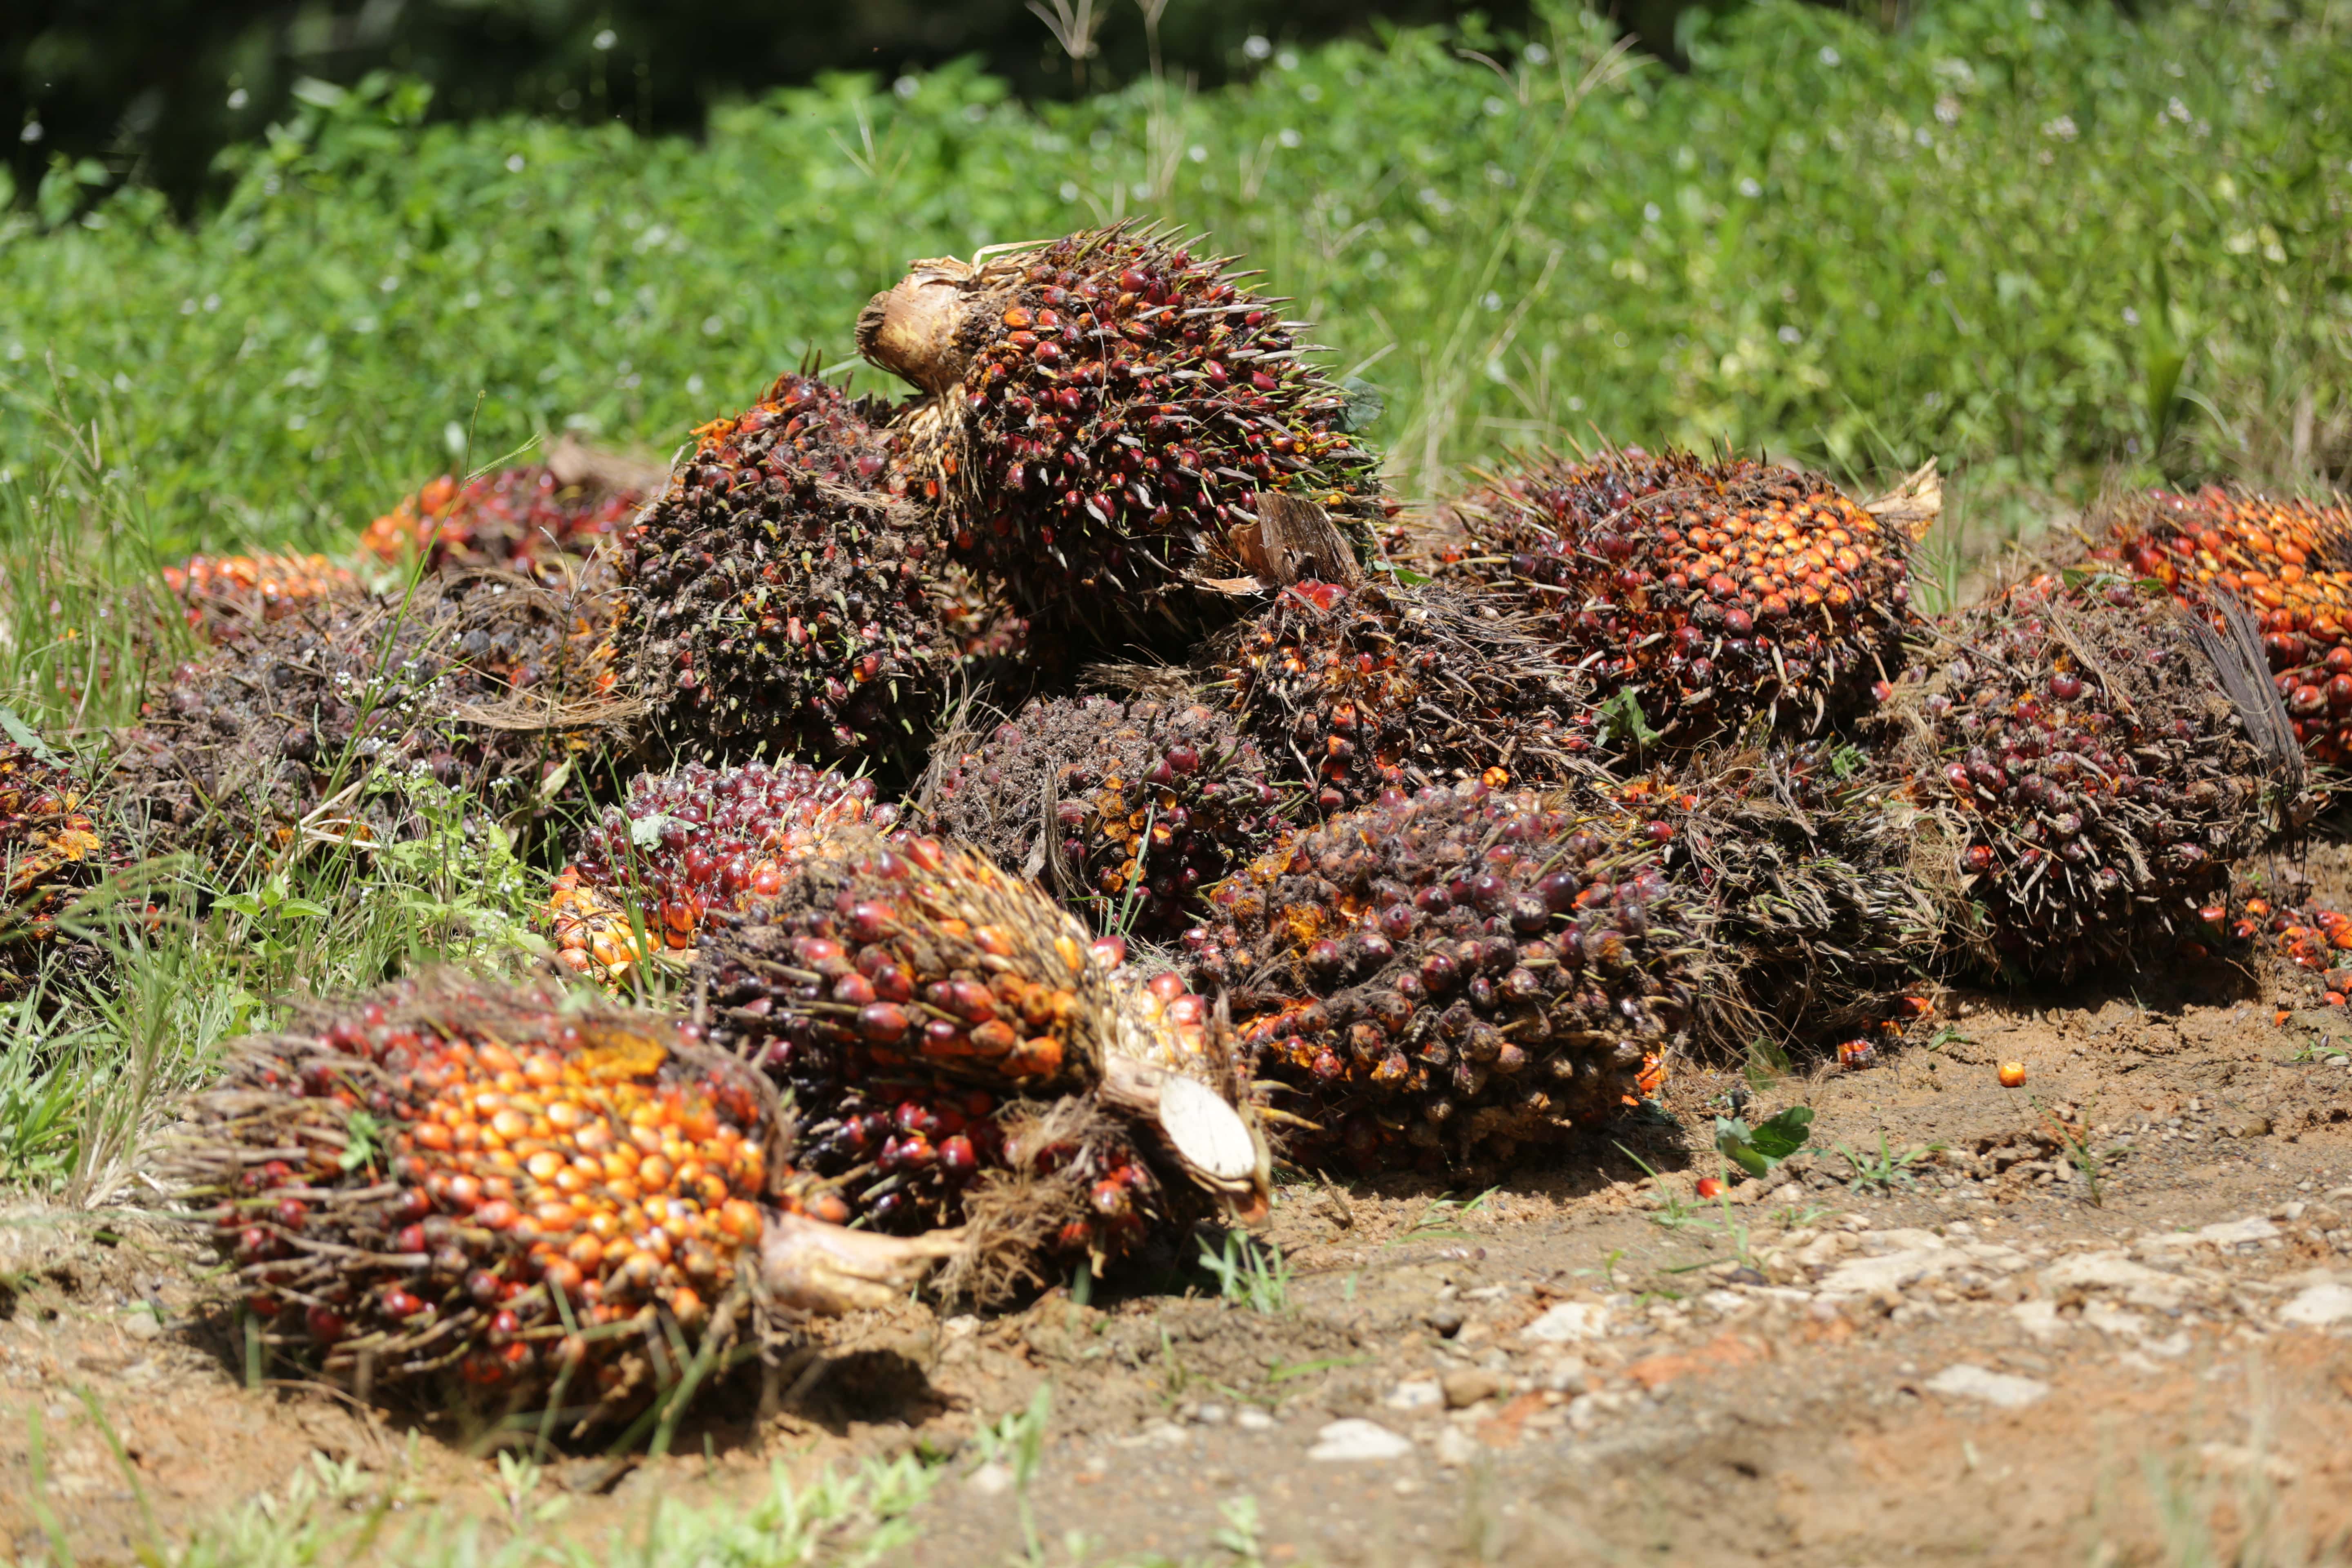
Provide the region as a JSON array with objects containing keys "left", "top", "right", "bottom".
[
  {"left": 1207, "top": 579, "right": 1596, "bottom": 817},
  {"left": 1875, "top": 571, "right": 2291, "bottom": 980},
  {"left": 551, "top": 760, "right": 900, "bottom": 981},
  {"left": 1419, "top": 449, "right": 1921, "bottom": 748},
  {"left": 858, "top": 224, "right": 1382, "bottom": 647},
  {"left": 160, "top": 974, "right": 957, "bottom": 1419},
  {"left": 920, "top": 695, "right": 1283, "bottom": 940},
  {"left": 1180, "top": 781, "right": 1699, "bottom": 1174},
  {"left": 697, "top": 829, "right": 1269, "bottom": 1270},
  {"left": 113, "top": 572, "right": 626, "bottom": 862},
  {"left": 0, "top": 740, "right": 125, "bottom": 995},
  {"left": 161, "top": 553, "right": 359, "bottom": 638},
  {"left": 360, "top": 447, "right": 653, "bottom": 581},
  {"left": 2092, "top": 485, "right": 2352, "bottom": 766},
  {"left": 616, "top": 370, "right": 968, "bottom": 777}
]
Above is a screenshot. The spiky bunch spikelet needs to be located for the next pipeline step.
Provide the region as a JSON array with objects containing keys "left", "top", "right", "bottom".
[
  {"left": 1180, "top": 782, "right": 1697, "bottom": 1173},
  {"left": 158, "top": 975, "right": 956, "bottom": 1417},
  {"left": 698, "top": 830, "right": 1264, "bottom": 1286},
  {"left": 550, "top": 760, "right": 899, "bottom": 980},
  {"left": 1878, "top": 572, "right": 2291, "bottom": 978},
  {"left": 115, "top": 573, "right": 630, "bottom": 864},
  {"left": 2094, "top": 485, "right": 2352, "bottom": 766},
  {"left": 1614, "top": 748, "right": 1941, "bottom": 1056},
  {"left": 617, "top": 372, "right": 966, "bottom": 775},
  {"left": 859, "top": 225, "right": 1381, "bottom": 644},
  {"left": 1423, "top": 450, "right": 1918, "bottom": 746},
  {"left": 361, "top": 458, "right": 647, "bottom": 581},
  {"left": 162, "top": 553, "right": 360, "bottom": 639},
  {"left": 1209, "top": 579, "right": 1596, "bottom": 817},
  {"left": 921, "top": 695, "right": 1283, "bottom": 939},
  {"left": 0, "top": 741, "right": 125, "bottom": 993}
]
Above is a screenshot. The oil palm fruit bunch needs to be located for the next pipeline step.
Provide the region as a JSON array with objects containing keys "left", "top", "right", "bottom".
[
  {"left": 162, "top": 553, "right": 359, "bottom": 639},
  {"left": 1180, "top": 781, "right": 1699, "bottom": 1174},
  {"left": 361, "top": 452, "right": 649, "bottom": 582},
  {"left": 115, "top": 573, "right": 629, "bottom": 864},
  {"left": 1876, "top": 571, "right": 2295, "bottom": 979},
  {"left": 698, "top": 829, "right": 1265, "bottom": 1288},
  {"left": 1615, "top": 749, "right": 1940, "bottom": 1057},
  {"left": 0, "top": 741, "right": 125, "bottom": 994},
  {"left": 1423, "top": 449, "right": 1920, "bottom": 748},
  {"left": 920, "top": 694, "right": 1283, "bottom": 939},
  {"left": 857, "top": 224, "right": 1381, "bottom": 646},
  {"left": 1209, "top": 579, "right": 1597, "bottom": 817},
  {"left": 550, "top": 759, "right": 900, "bottom": 982},
  {"left": 2093, "top": 485, "right": 2352, "bottom": 766},
  {"left": 618, "top": 371, "right": 966, "bottom": 778},
  {"left": 160, "top": 974, "right": 959, "bottom": 1420}
]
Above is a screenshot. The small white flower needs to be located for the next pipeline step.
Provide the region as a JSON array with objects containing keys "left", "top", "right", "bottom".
[{"left": 1243, "top": 35, "right": 1272, "bottom": 60}]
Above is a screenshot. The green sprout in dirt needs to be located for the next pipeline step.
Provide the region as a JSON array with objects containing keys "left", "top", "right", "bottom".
[
  {"left": 1834, "top": 1133, "right": 1943, "bottom": 1193},
  {"left": 1198, "top": 1229, "right": 1292, "bottom": 1315}
]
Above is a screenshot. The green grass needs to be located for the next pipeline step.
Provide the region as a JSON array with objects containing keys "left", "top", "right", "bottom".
[{"left": 0, "top": 0, "right": 2344, "bottom": 577}]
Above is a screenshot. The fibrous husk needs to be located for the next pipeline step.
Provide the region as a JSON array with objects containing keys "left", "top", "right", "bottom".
[
  {"left": 1414, "top": 448, "right": 1920, "bottom": 748},
  {"left": 153, "top": 972, "right": 956, "bottom": 1427},
  {"left": 1206, "top": 579, "right": 1600, "bottom": 818},
  {"left": 113, "top": 567, "right": 637, "bottom": 868},
  {"left": 916, "top": 693, "right": 1285, "bottom": 940},
  {"left": 1181, "top": 781, "right": 1702, "bottom": 1174},
  {"left": 1620, "top": 746, "right": 1944, "bottom": 1056},
  {"left": 616, "top": 371, "right": 972, "bottom": 780},
  {"left": 1874, "top": 570, "right": 2294, "bottom": 980},
  {"left": 861, "top": 223, "right": 1383, "bottom": 649}
]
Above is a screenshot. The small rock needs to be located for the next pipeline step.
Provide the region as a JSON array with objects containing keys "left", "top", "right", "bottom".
[
  {"left": 2221, "top": 1113, "right": 2272, "bottom": 1139},
  {"left": 1817, "top": 1248, "right": 1964, "bottom": 1298},
  {"left": 1307, "top": 1419, "right": 1414, "bottom": 1462},
  {"left": 2199, "top": 1216, "right": 2281, "bottom": 1248},
  {"left": 1924, "top": 1363, "right": 2051, "bottom": 1409},
  {"left": 2043, "top": 1252, "right": 2191, "bottom": 1310},
  {"left": 966, "top": 1462, "right": 1016, "bottom": 1497},
  {"left": 1440, "top": 1369, "right": 1504, "bottom": 1409},
  {"left": 1236, "top": 1408, "right": 1275, "bottom": 1432},
  {"left": 1426, "top": 1305, "right": 1466, "bottom": 1338},
  {"left": 1385, "top": 1379, "right": 1443, "bottom": 1412},
  {"left": 2010, "top": 1301, "right": 2065, "bottom": 1342},
  {"left": 1432, "top": 1425, "right": 1479, "bottom": 1467},
  {"left": 2278, "top": 1281, "right": 2352, "bottom": 1328},
  {"left": 1139, "top": 1420, "right": 1189, "bottom": 1448},
  {"left": 1193, "top": 1403, "right": 1230, "bottom": 1426},
  {"left": 1519, "top": 1302, "right": 1609, "bottom": 1343},
  {"left": 1537, "top": 1355, "right": 1590, "bottom": 1396},
  {"left": 119, "top": 1311, "right": 162, "bottom": 1342}
]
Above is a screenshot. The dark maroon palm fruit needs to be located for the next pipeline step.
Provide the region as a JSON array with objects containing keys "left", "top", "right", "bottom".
[
  {"left": 921, "top": 694, "right": 1283, "bottom": 939},
  {"left": 616, "top": 371, "right": 962, "bottom": 778},
  {"left": 1876, "top": 570, "right": 2287, "bottom": 980},
  {"left": 1422, "top": 448, "right": 1919, "bottom": 748},
  {"left": 859, "top": 225, "right": 1383, "bottom": 648},
  {"left": 1181, "top": 781, "right": 1699, "bottom": 1174},
  {"left": 1207, "top": 579, "right": 1598, "bottom": 819}
]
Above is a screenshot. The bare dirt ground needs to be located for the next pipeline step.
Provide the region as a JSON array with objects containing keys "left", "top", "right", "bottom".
[{"left": 7, "top": 958, "right": 2352, "bottom": 1566}]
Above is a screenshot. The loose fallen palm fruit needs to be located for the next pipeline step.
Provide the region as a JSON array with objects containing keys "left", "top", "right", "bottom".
[
  {"left": 2244, "top": 894, "right": 2352, "bottom": 1011},
  {"left": 698, "top": 830, "right": 1265, "bottom": 1287},
  {"left": 1208, "top": 579, "right": 1596, "bottom": 817},
  {"left": 2092, "top": 485, "right": 2352, "bottom": 766},
  {"left": 920, "top": 695, "right": 1283, "bottom": 939},
  {"left": 1421, "top": 450, "right": 1918, "bottom": 746},
  {"left": 0, "top": 741, "right": 124, "bottom": 994},
  {"left": 114, "top": 573, "right": 628, "bottom": 865},
  {"left": 618, "top": 370, "right": 962, "bottom": 778},
  {"left": 160, "top": 976, "right": 958, "bottom": 1418},
  {"left": 1617, "top": 748, "right": 1941, "bottom": 1055},
  {"left": 162, "top": 553, "right": 360, "bottom": 638},
  {"left": 1998, "top": 1062, "right": 2028, "bottom": 1088},
  {"left": 860, "top": 223, "right": 1381, "bottom": 645},
  {"left": 1180, "top": 781, "right": 1698, "bottom": 1174},
  {"left": 551, "top": 760, "right": 900, "bottom": 981},
  {"left": 1875, "top": 572, "right": 2289, "bottom": 979},
  {"left": 361, "top": 460, "right": 644, "bottom": 581}
]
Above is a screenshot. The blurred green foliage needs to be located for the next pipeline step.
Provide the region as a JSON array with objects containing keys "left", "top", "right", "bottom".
[{"left": 0, "top": 0, "right": 2345, "bottom": 568}]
